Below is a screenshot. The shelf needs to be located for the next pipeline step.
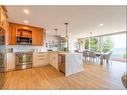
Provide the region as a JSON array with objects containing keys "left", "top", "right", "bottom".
[
  {"left": 16, "top": 35, "right": 32, "bottom": 38},
  {"left": 17, "top": 29, "right": 32, "bottom": 38}
]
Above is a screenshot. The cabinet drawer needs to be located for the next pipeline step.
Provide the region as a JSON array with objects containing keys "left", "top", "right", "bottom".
[
  {"left": 33, "top": 52, "right": 49, "bottom": 67},
  {"left": 33, "top": 58, "right": 48, "bottom": 67},
  {"left": 37, "top": 58, "right": 46, "bottom": 60},
  {"left": 37, "top": 55, "right": 46, "bottom": 58}
]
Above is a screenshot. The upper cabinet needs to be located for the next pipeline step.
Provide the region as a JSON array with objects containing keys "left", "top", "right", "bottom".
[
  {"left": 32, "top": 28, "right": 46, "bottom": 45},
  {"left": 0, "top": 6, "right": 9, "bottom": 45},
  {"left": 0, "top": 6, "right": 8, "bottom": 31},
  {"left": 9, "top": 23, "right": 46, "bottom": 46},
  {"left": 0, "top": 5, "right": 46, "bottom": 46},
  {"left": 8, "top": 23, "right": 16, "bottom": 45}
]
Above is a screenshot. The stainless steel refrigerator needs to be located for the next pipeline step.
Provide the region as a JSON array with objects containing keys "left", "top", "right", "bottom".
[{"left": 0, "top": 28, "right": 6, "bottom": 89}]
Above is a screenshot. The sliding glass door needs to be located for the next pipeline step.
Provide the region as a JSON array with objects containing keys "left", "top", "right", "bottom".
[
  {"left": 102, "top": 33, "right": 126, "bottom": 62},
  {"left": 82, "top": 37, "right": 101, "bottom": 52},
  {"left": 79, "top": 32, "right": 126, "bottom": 63}
]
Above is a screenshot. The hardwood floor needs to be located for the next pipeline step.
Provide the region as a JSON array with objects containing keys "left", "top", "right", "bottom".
[{"left": 2, "top": 62, "right": 126, "bottom": 90}]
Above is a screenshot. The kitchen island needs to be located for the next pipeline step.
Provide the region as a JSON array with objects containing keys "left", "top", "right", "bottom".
[
  {"left": 58, "top": 52, "right": 83, "bottom": 76},
  {"left": 6, "top": 51, "right": 84, "bottom": 77}
]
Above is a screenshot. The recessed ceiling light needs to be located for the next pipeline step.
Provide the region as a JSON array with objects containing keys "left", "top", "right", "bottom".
[
  {"left": 99, "top": 24, "right": 104, "bottom": 26},
  {"left": 24, "top": 9, "right": 29, "bottom": 14},
  {"left": 24, "top": 20, "right": 28, "bottom": 23}
]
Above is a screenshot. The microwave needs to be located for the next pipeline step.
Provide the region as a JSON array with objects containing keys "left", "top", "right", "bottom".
[
  {"left": 16, "top": 37, "right": 32, "bottom": 45},
  {"left": 0, "top": 36, "right": 5, "bottom": 45},
  {"left": 0, "top": 28, "right": 5, "bottom": 45}
]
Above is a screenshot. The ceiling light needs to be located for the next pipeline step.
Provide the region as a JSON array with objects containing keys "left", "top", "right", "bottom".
[
  {"left": 99, "top": 24, "right": 103, "bottom": 26},
  {"left": 24, "top": 20, "right": 28, "bottom": 23},
  {"left": 24, "top": 9, "right": 29, "bottom": 14}
]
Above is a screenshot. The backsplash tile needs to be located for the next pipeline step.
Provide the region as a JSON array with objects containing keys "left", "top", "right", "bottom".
[{"left": 7, "top": 45, "right": 47, "bottom": 52}]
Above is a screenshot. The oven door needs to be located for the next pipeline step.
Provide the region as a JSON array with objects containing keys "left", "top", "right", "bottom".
[{"left": 17, "top": 55, "right": 32, "bottom": 65}]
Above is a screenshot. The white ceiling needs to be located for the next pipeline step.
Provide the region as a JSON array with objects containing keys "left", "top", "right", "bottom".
[{"left": 6, "top": 6, "right": 126, "bottom": 38}]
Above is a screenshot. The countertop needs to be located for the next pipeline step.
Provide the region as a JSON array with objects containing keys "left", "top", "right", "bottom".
[{"left": 58, "top": 52, "right": 82, "bottom": 55}]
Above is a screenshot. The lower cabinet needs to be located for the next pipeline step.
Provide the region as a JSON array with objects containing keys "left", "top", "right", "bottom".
[
  {"left": 6, "top": 52, "right": 59, "bottom": 71},
  {"left": 48, "top": 52, "right": 59, "bottom": 71},
  {"left": 6, "top": 53, "right": 15, "bottom": 71},
  {"left": 33, "top": 52, "right": 49, "bottom": 67}
]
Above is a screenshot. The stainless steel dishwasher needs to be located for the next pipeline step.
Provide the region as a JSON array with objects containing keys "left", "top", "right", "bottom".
[{"left": 58, "top": 54, "right": 65, "bottom": 73}]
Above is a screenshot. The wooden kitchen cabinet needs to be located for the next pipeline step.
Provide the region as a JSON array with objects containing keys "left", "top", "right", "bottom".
[
  {"left": 0, "top": 6, "right": 8, "bottom": 31},
  {"left": 0, "top": 6, "right": 9, "bottom": 45},
  {"left": 9, "top": 23, "right": 17, "bottom": 45},
  {"left": 32, "top": 28, "right": 44, "bottom": 45},
  {"left": 5, "top": 21, "right": 9, "bottom": 45},
  {"left": 16, "top": 24, "right": 32, "bottom": 38},
  {"left": 9, "top": 23, "right": 46, "bottom": 45}
]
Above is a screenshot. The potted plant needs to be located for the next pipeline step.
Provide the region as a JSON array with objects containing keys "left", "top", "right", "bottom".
[{"left": 121, "top": 73, "right": 127, "bottom": 89}]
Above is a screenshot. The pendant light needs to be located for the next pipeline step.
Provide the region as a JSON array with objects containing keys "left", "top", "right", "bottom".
[
  {"left": 65, "top": 23, "right": 68, "bottom": 40},
  {"left": 64, "top": 22, "right": 69, "bottom": 51},
  {"left": 54, "top": 28, "right": 58, "bottom": 37},
  {"left": 54, "top": 28, "right": 58, "bottom": 43}
]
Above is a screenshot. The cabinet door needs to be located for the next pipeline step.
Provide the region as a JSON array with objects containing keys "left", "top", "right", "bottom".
[
  {"left": 32, "top": 28, "right": 43, "bottom": 45},
  {"left": 0, "top": 7, "right": 1, "bottom": 25},
  {"left": 53, "top": 52, "right": 58, "bottom": 70},
  {"left": 49, "top": 52, "right": 58, "bottom": 70},
  {"left": 7, "top": 53, "right": 15, "bottom": 71},
  {"left": 32, "top": 28, "right": 37, "bottom": 45},
  {"left": 9, "top": 23, "right": 16, "bottom": 45},
  {"left": 0, "top": 6, "right": 7, "bottom": 30},
  {"left": 48, "top": 52, "right": 53, "bottom": 64},
  {"left": 37, "top": 29, "right": 43, "bottom": 45},
  {"left": 5, "top": 20, "right": 9, "bottom": 45}
]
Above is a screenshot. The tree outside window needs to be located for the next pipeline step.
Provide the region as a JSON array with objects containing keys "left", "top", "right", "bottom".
[
  {"left": 83, "top": 36, "right": 114, "bottom": 53},
  {"left": 103, "top": 37, "right": 114, "bottom": 53}
]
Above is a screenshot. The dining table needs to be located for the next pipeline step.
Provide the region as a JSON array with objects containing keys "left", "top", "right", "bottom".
[{"left": 78, "top": 51, "right": 106, "bottom": 65}]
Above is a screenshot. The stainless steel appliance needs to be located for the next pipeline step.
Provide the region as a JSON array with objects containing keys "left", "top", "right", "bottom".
[
  {"left": 0, "top": 27, "right": 6, "bottom": 89},
  {"left": 15, "top": 52, "right": 33, "bottom": 70},
  {"left": 16, "top": 37, "right": 32, "bottom": 45},
  {"left": 0, "top": 28, "right": 5, "bottom": 45},
  {"left": 0, "top": 53, "right": 5, "bottom": 72},
  {"left": 58, "top": 54, "right": 65, "bottom": 73},
  {"left": 0, "top": 52, "right": 6, "bottom": 89}
]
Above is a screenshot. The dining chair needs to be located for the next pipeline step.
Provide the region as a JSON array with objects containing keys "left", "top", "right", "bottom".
[
  {"left": 74, "top": 50, "right": 79, "bottom": 52},
  {"left": 103, "top": 51, "right": 112, "bottom": 64},
  {"left": 89, "top": 51, "right": 96, "bottom": 63},
  {"left": 83, "top": 51, "right": 89, "bottom": 62}
]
